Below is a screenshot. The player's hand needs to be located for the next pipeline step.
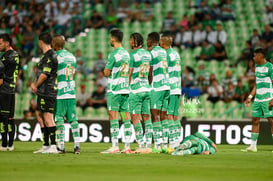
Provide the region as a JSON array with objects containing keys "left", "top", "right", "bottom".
[
  {"left": 244, "top": 98, "right": 251, "bottom": 107},
  {"left": 211, "top": 143, "right": 217, "bottom": 152},
  {"left": 31, "top": 83, "right": 37, "bottom": 94},
  {"left": 269, "top": 99, "right": 273, "bottom": 108}
]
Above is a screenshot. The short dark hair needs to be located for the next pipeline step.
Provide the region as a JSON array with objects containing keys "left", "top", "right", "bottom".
[
  {"left": 148, "top": 32, "right": 160, "bottom": 44},
  {"left": 110, "top": 29, "right": 123, "bottom": 42},
  {"left": 254, "top": 47, "right": 266, "bottom": 56},
  {"left": 130, "top": 32, "right": 144, "bottom": 48},
  {"left": 38, "top": 32, "right": 52, "bottom": 45},
  {"left": 0, "top": 33, "right": 12, "bottom": 46}
]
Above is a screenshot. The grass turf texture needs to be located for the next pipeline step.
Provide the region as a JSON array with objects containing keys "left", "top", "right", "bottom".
[{"left": 0, "top": 142, "right": 272, "bottom": 181}]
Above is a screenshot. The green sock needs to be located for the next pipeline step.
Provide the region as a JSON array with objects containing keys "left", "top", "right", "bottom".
[
  {"left": 174, "top": 120, "right": 182, "bottom": 145},
  {"left": 272, "top": 134, "right": 273, "bottom": 140},
  {"left": 123, "top": 119, "right": 132, "bottom": 148},
  {"left": 168, "top": 120, "right": 176, "bottom": 148},
  {"left": 144, "top": 119, "right": 153, "bottom": 148},
  {"left": 55, "top": 118, "right": 65, "bottom": 150},
  {"left": 70, "top": 121, "right": 80, "bottom": 148},
  {"left": 152, "top": 122, "right": 162, "bottom": 149},
  {"left": 161, "top": 120, "right": 169, "bottom": 147},
  {"left": 110, "top": 119, "right": 119, "bottom": 147},
  {"left": 134, "top": 122, "right": 144, "bottom": 148},
  {"left": 251, "top": 132, "right": 259, "bottom": 141}
]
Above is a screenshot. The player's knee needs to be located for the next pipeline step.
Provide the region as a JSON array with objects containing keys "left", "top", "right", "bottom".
[{"left": 70, "top": 120, "right": 79, "bottom": 128}]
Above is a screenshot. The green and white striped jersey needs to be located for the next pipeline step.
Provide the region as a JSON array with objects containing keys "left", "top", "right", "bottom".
[
  {"left": 255, "top": 61, "right": 273, "bottom": 102},
  {"left": 56, "top": 49, "right": 76, "bottom": 99},
  {"left": 149, "top": 46, "right": 169, "bottom": 91},
  {"left": 167, "top": 48, "right": 181, "bottom": 95},
  {"left": 105, "top": 47, "right": 130, "bottom": 94},
  {"left": 129, "top": 48, "right": 151, "bottom": 94}
]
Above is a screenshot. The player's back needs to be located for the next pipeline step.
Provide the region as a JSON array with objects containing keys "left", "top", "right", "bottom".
[
  {"left": 130, "top": 48, "right": 151, "bottom": 94},
  {"left": 56, "top": 49, "right": 77, "bottom": 99},
  {"left": 167, "top": 48, "right": 181, "bottom": 95},
  {"left": 107, "top": 47, "right": 130, "bottom": 94},
  {"left": 149, "top": 46, "right": 169, "bottom": 91},
  {"left": 254, "top": 61, "right": 273, "bottom": 102}
]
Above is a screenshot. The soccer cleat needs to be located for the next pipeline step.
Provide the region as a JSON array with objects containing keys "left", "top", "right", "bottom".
[
  {"left": 152, "top": 147, "right": 162, "bottom": 153},
  {"left": 120, "top": 147, "right": 131, "bottom": 154},
  {"left": 171, "top": 150, "right": 185, "bottom": 156},
  {"left": 100, "top": 147, "right": 120, "bottom": 154},
  {"left": 131, "top": 148, "right": 146, "bottom": 154},
  {"left": 57, "top": 147, "right": 66, "bottom": 154},
  {"left": 0, "top": 146, "right": 8, "bottom": 151},
  {"left": 7, "top": 146, "right": 14, "bottom": 151},
  {"left": 74, "top": 147, "right": 80, "bottom": 154},
  {"left": 42, "top": 145, "right": 59, "bottom": 154},
  {"left": 167, "top": 147, "right": 175, "bottom": 154},
  {"left": 241, "top": 146, "right": 257, "bottom": 152},
  {"left": 33, "top": 146, "right": 50, "bottom": 154}
]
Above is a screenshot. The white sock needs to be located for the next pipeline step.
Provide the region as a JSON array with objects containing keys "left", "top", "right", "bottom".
[{"left": 250, "top": 140, "right": 257, "bottom": 148}]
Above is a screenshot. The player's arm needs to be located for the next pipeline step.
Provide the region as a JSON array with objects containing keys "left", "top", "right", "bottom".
[
  {"left": 104, "top": 53, "right": 115, "bottom": 77},
  {"left": 0, "top": 60, "right": 4, "bottom": 86},
  {"left": 148, "top": 66, "right": 153, "bottom": 85},
  {"left": 245, "top": 82, "right": 256, "bottom": 107},
  {"left": 129, "top": 68, "right": 133, "bottom": 84}
]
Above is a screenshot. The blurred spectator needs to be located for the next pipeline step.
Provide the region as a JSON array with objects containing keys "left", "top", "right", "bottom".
[
  {"left": 191, "top": 23, "right": 203, "bottom": 47},
  {"left": 93, "top": 52, "right": 107, "bottom": 74},
  {"left": 210, "top": 3, "right": 221, "bottom": 20},
  {"left": 266, "top": 0, "right": 273, "bottom": 26},
  {"left": 201, "top": 25, "right": 217, "bottom": 44},
  {"left": 195, "top": 1, "right": 209, "bottom": 22},
  {"left": 244, "top": 60, "right": 255, "bottom": 90},
  {"left": 234, "top": 40, "right": 253, "bottom": 66},
  {"left": 202, "top": 14, "right": 216, "bottom": 30},
  {"left": 261, "top": 24, "right": 273, "bottom": 48},
  {"left": 71, "top": 18, "right": 82, "bottom": 37},
  {"left": 9, "top": 10, "right": 22, "bottom": 27},
  {"left": 207, "top": 79, "right": 223, "bottom": 104},
  {"left": 21, "top": 25, "right": 35, "bottom": 56},
  {"left": 54, "top": 7, "right": 71, "bottom": 36},
  {"left": 196, "top": 40, "right": 215, "bottom": 61},
  {"left": 106, "top": 9, "right": 118, "bottom": 30},
  {"left": 182, "top": 66, "right": 195, "bottom": 88},
  {"left": 215, "top": 21, "right": 227, "bottom": 45},
  {"left": 188, "top": 14, "right": 197, "bottom": 29},
  {"left": 222, "top": 70, "right": 237, "bottom": 90},
  {"left": 0, "top": 21, "right": 10, "bottom": 34},
  {"left": 221, "top": 0, "right": 235, "bottom": 21},
  {"left": 128, "top": 1, "right": 142, "bottom": 22},
  {"left": 174, "top": 26, "right": 186, "bottom": 48},
  {"left": 88, "top": 84, "right": 107, "bottom": 109},
  {"left": 213, "top": 41, "right": 227, "bottom": 61},
  {"left": 70, "top": 2, "right": 82, "bottom": 17},
  {"left": 250, "top": 29, "right": 261, "bottom": 48},
  {"left": 87, "top": 10, "right": 104, "bottom": 29},
  {"left": 195, "top": 62, "right": 210, "bottom": 94},
  {"left": 75, "top": 49, "right": 91, "bottom": 76},
  {"left": 95, "top": 71, "right": 107, "bottom": 89},
  {"left": 223, "top": 81, "right": 235, "bottom": 103},
  {"left": 76, "top": 85, "right": 90, "bottom": 111},
  {"left": 117, "top": 1, "right": 130, "bottom": 23},
  {"left": 233, "top": 79, "right": 248, "bottom": 103},
  {"left": 182, "top": 26, "right": 195, "bottom": 49},
  {"left": 179, "top": 14, "right": 188, "bottom": 28},
  {"left": 141, "top": 1, "right": 154, "bottom": 22},
  {"left": 23, "top": 94, "right": 37, "bottom": 120},
  {"left": 161, "top": 11, "right": 176, "bottom": 33},
  {"left": 45, "top": 0, "right": 58, "bottom": 19}
]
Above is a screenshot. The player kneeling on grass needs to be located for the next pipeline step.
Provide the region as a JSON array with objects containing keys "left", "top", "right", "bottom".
[
  {"left": 242, "top": 47, "right": 273, "bottom": 153},
  {"left": 52, "top": 35, "right": 80, "bottom": 154},
  {"left": 128, "top": 33, "right": 153, "bottom": 154},
  {"left": 171, "top": 132, "right": 217, "bottom": 156}
]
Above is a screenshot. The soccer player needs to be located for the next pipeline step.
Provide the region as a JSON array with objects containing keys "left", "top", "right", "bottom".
[
  {"left": 242, "top": 48, "right": 273, "bottom": 152},
  {"left": 31, "top": 32, "right": 59, "bottom": 154},
  {"left": 147, "top": 32, "right": 170, "bottom": 153},
  {"left": 160, "top": 34, "right": 182, "bottom": 150},
  {"left": 52, "top": 35, "right": 80, "bottom": 154},
  {"left": 172, "top": 132, "right": 217, "bottom": 156},
  {"left": 0, "top": 33, "right": 19, "bottom": 151},
  {"left": 101, "top": 29, "right": 132, "bottom": 154},
  {"left": 128, "top": 33, "right": 153, "bottom": 153}
]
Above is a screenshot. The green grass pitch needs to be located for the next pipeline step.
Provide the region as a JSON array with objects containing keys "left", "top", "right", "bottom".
[{"left": 0, "top": 142, "right": 272, "bottom": 181}]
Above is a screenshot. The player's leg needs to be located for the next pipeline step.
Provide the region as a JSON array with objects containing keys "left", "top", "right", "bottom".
[
  {"left": 173, "top": 95, "right": 181, "bottom": 147},
  {"left": 150, "top": 91, "right": 163, "bottom": 152},
  {"left": 7, "top": 94, "right": 15, "bottom": 150},
  {"left": 0, "top": 114, "right": 8, "bottom": 151},
  {"left": 167, "top": 95, "right": 176, "bottom": 149},
  {"left": 160, "top": 90, "right": 170, "bottom": 152},
  {"left": 67, "top": 99, "right": 80, "bottom": 154},
  {"left": 120, "top": 94, "right": 132, "bottom": 153},
  {"left": 172, "top": 146, "right": 198, "bottom": 156},
  {"left": 101, "top": 94, "right": 120, "bottom": 154},
  {"left": 130, "top": 93, "right": 144, "bottom": 153},
  {"left": 142, "top": 92, "right": 153, "bottom": 152},
  {"left": 54, "top": 99, "right": 66, "bottom": 153}
]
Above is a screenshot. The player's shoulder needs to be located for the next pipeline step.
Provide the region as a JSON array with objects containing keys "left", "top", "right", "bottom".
[{"left": 4, "top": 50, "right": 19, "bottom": 60}]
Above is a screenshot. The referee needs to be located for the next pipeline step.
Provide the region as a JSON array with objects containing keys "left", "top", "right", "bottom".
[
  {"left": 31, "top": 32, "right": 59, "bottom": 154},
  {"left": 0, "top": 33, "right": 19, "bottom": 151}
]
